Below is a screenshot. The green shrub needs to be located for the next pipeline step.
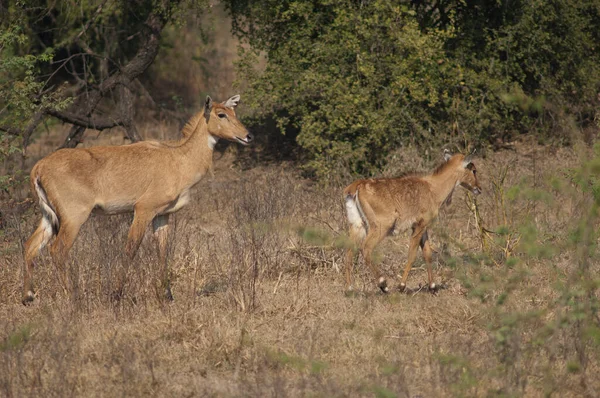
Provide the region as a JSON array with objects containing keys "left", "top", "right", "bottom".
[{"left": 227, "top": 0, "right": 600, "bottom": 178}]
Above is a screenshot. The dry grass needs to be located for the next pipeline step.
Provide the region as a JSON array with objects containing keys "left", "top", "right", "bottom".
[{"left": 1, "top": 126, "right": 599, "bottom": 397}]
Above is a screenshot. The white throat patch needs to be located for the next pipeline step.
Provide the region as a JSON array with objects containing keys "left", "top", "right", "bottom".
[{"left": 208, "top": 135, "right": 219, "bottom": 150}]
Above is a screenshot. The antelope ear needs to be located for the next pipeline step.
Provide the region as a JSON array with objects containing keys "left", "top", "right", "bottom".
[
  {"left": 204, "top": 96, "right": 213, "bottom": 119},
  {"left": 224, "top": 94, "right": 241, "bottom": 109},
  {"left": 443, "top": 149, "right": 452, "bottom": 162}
]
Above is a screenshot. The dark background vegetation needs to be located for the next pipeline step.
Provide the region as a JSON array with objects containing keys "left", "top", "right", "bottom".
[
  {"left": 1, "top": 0, "right": 599, "bottom": 180},
  {"left": 1, "top": 1, "right": 600, "bottom": 397}
]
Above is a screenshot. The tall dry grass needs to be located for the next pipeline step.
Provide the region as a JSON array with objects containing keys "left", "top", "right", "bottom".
[{"left": 1, "top": 125, "right": 599, "bottom": 396}]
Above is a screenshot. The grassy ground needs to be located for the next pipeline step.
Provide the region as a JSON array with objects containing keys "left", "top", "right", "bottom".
[{"left": 1, "top": 124, "right": 599, "bottom": 397}]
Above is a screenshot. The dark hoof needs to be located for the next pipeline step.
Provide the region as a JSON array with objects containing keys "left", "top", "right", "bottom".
[
  {"left": 164, "top": 287, "right": 174, "bottom": 302},
  {"left": 400, "top": 283, "right": 446, "bottom": 295},
  {"left": 378, "top": 277, "right": 389, "bottom": 293},
  {"left": 22, "top": 291, "right": 36, "bottom": 306},
  {"left": 428, "top": 283, "right": 448, "bottom": 294}
]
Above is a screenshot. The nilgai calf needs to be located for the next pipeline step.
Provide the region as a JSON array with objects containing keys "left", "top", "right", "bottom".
[
  {"left": 344, "top": 151, "right": 481, "bottom": 293},
  {"left": 23, "top": 95, "right": 252, "bottom": 304}
]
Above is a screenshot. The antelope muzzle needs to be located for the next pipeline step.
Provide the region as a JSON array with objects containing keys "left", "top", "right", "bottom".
[{"left": 236, "top": 132, "right": 254, "bottom": 146}]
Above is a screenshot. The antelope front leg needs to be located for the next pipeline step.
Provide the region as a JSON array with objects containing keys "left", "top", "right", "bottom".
[
  {"left": 125, "top": 209, "right": 156, "bottom": 259},
  {"left": 152, "top": 214, "right": 173, "bottom": 301}
]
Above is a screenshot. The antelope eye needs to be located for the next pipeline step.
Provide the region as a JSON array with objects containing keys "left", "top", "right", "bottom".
[{"left": 218, "top": 113, "right": 227, "bottom": 119}]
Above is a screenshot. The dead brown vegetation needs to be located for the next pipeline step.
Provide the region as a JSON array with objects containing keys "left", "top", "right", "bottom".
[{"left": 1, "top": 126, "right": 599, "bottom": 397}]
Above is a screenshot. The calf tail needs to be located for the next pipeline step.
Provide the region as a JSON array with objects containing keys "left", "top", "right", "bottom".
[{"left": 344, "top": 182, "right": 368, "bottom": 240}]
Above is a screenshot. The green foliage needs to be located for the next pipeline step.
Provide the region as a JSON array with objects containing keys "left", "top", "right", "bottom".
[
  {"left": 1, "top": 1, "right": 140, "bottom": 128},
  {"left": 456, "top": 147, "right": 600, "bottom": 394},
  {"left": 265, "top": 348, "right": 328, "bottom": 375},
  {"left": 230, "top": 0, "right": 461, "bottom": 177},
  {"left": 0, "top": 324, "right": 34, "bottom": 352},
  {"left": 372, "top": 385, "right": 397, "bottom": 398},
  {"left": 228, "top": 0, "right": 600, "bottom": 178},
  {"left": 437, "top": 353, "right": 478, "bottom": 396},
  {"left": 1, "top": 7, "right": 49, "bottom": 166}
]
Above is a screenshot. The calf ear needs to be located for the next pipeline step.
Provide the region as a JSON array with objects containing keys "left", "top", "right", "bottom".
[
  {"left": 462, "top": 149, "right": 477, "bottom": 167},
  {"left": 443, "top": 149, "right": 452, "bottom": 162},
  {"left": 224, "top": 94, "right": 241, "bottom": 109},
  {"left": 462, "top": 154, "right": 473, "bottom": 167},
  {"left": 204, "top": 96, "right": 213, "bottom": 120}
]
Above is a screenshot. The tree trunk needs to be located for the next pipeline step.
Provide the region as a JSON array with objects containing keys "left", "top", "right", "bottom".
[{"left": 119, "top": 84, "right": 142, "bottom": 143}]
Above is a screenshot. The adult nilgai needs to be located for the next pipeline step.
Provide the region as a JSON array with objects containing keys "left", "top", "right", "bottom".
[
  {"left": 22, "top": 95, "right": 252, "bottom": 304},
  {"left": 344, "top": 151, "right": 481, "bottom": 293}
]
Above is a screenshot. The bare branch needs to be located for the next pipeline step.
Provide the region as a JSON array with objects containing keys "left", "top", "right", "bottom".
[
  {"left": 61, "top": 125, "right": 86, "bottom": 149},
  {"left": 118, "top": 85, "right": 142, "bottom": 142},
  {"left": 1, "top": 111, "right": 46, "bottom": 149},
  {"left": 22, "top": 111, "right": 46, "bottom": 149},
  {"left": 43, "top": 52, "right": 86, "bottom": 91},
  {"left": 0, "top": 125, "right": 22, "bottom": 136},
  {"left": 46, "top": 109, "right": 123, "bottom": 130},
  {"left": 74, "top": 0, "right": 109, "bottom": 42}
]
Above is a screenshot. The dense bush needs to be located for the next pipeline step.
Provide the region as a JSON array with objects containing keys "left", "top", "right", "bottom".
[{"left": 227, "top": 0, "right": 600, "bottom": 178}]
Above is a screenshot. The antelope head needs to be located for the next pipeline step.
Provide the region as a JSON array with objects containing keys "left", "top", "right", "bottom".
[
  {"left": 444, "top": 150, "right": 482, "bottom": 195},
  {"left": 204, "top": 94, "right": 254, "bottom": 145}
]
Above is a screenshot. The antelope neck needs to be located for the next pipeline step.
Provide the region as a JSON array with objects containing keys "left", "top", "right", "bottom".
[{"left": 174, "top": 116, "right": 215, "bottom": 175}]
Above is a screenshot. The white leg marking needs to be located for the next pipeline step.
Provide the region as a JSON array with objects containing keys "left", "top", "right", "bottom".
[{"left": 38, "top": 216, "right": 54, "bottom": 251}]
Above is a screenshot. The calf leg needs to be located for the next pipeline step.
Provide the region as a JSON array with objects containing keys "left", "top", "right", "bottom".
[
  {"left": 419, "top": 230, "right": 436, "bottom": 290},
  {"left": 344, "top": 248, "right": 356, "bottom": 291},
  {"left": 362, "top": 226, "right": 388, "bottom": 293},
  {"left": 399, "top": 223, "right": 427, "bottom": 291},
  {"left": 344, "top": 223, "right": 366, "bottom": 291}
]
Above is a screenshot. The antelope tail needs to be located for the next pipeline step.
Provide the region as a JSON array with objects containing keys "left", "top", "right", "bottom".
[{"left": 34, "top": 177, "right": 60, "bottom": 234}]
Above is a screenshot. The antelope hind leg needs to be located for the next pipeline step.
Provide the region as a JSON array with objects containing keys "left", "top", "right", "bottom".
[
  {"left": 361, "top": 227, "right": 389, "bottom": 293},
  {"left": 22, "top": 217, "right": 55, "bottom": 304}
]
